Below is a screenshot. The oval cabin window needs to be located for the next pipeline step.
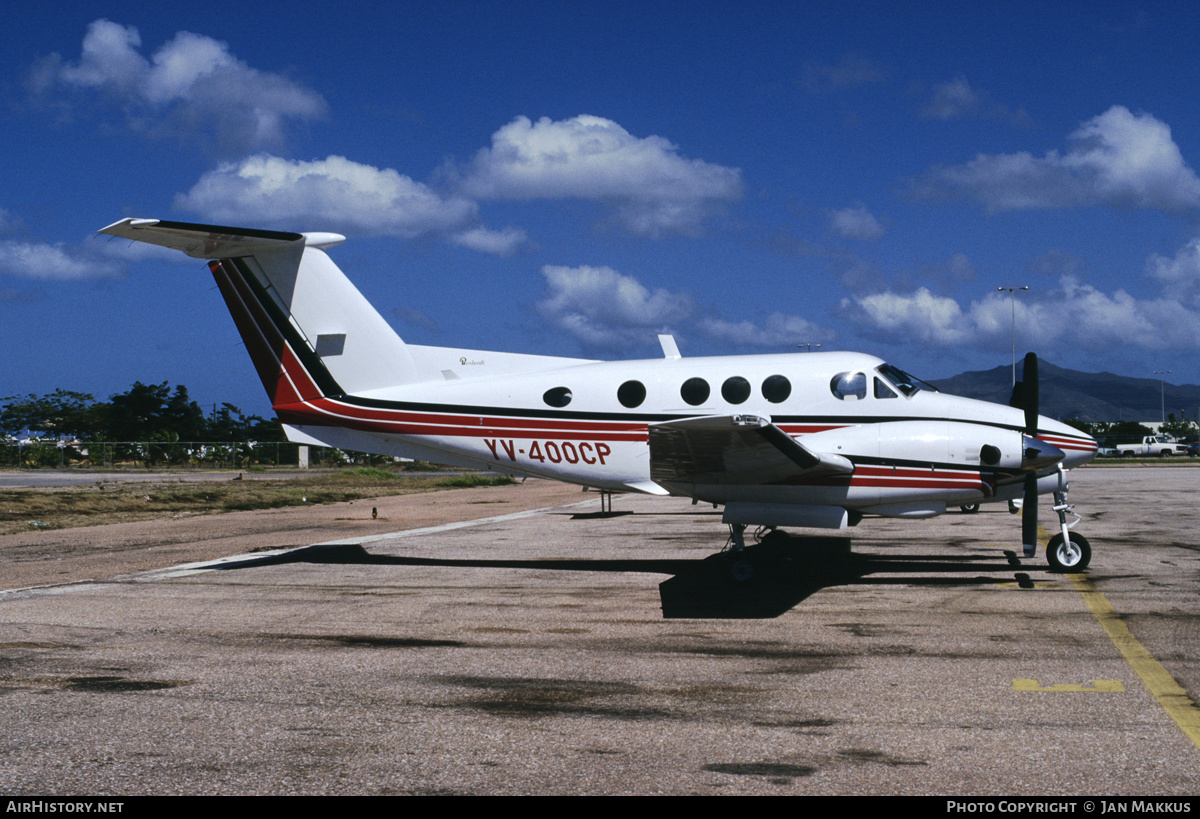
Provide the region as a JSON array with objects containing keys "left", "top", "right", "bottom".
[
  {"left": 680, "top": 377, "right": 710, "bottom": 406},
  {"left": 543, "top": 386, "right": 573, "bottom": 408},
  {"left": 722, "top": 376, "right": 751, "bottom": 404},
  {"left": 761, "top": 374, "right": 791, "bottom": 403},
  {"left": 618, "top": 380, "right": 646, "bottom": 408}
]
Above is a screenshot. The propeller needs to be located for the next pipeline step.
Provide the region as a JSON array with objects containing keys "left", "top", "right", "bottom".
[
  {"left": 1014, "top": 352, "right": 1065, "bottom": 558},
  {"left": 1020, "top": 353, "right": 1038, "bottom": 557},
  {"left": 1005, "top": 353, "right": 1066, "bottom": 559}
]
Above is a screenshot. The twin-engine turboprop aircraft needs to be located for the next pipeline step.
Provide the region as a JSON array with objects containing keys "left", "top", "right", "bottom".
[{"left": 100, "top": 218, "right": 1098, "bottom": 571}]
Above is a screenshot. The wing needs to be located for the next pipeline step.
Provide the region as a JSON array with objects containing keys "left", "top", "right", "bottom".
[{"left": 648, "top": 414, "right": 854, "bottom": 490}]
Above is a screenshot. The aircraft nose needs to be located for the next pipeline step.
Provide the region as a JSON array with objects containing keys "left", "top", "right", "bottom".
[{"left": 1022, "top": 435, "right": 1065, "bottom": 470}]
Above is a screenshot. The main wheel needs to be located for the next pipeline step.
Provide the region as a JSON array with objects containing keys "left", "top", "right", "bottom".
[
  {"left": 729, "top": 558, "right": 755, "bottom": 582},
  {"left": 1046, "top": 532, "right": 1091, "bottom": 572},
  {"left": 959, "top": 503, "right": 980, "bottom": 513}
]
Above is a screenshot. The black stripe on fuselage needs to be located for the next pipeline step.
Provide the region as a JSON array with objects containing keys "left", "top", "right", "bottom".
[
  {"left": 847, "top": 454, "right": 1024, "bottom": 478},
  {"left": 332, "top": 393, "right": 1085, "bottom": 442}
]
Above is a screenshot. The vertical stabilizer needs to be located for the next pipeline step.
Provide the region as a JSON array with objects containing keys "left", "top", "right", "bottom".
[{"left": 99, "top": 219, "right": 420, "bottom": 407}]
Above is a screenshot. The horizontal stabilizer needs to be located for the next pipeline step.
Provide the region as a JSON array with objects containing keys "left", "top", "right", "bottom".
[
  {"left": 648, "top": 414, "right": 853, "bottom": 487},
  {"left": 99, "top": 218, "right": 318, "bottom": 259}
]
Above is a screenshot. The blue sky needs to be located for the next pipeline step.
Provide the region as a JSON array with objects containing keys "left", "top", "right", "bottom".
[{"left": 4, "top": 1, "right": 1200, "bottom": 416}]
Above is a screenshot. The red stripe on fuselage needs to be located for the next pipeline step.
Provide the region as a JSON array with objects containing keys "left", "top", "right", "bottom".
[
  {"left": 275, "top": 398, "right": 650, "bottom": 441},
  {"left": 851, "top": 464, "right": 987, "bottom": 490}
]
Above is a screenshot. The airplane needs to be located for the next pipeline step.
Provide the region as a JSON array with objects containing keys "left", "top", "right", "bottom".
[{"left": 100, "top": 217, "right": 1098, "bottom": 573}]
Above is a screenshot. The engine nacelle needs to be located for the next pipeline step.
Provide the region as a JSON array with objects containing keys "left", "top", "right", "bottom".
[{"left": 801, "top": 420, "right": 1057, "bottom": 472}]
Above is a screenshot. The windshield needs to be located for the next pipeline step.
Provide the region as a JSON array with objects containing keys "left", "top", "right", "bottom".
[{"left": 875, "top": 363, "right": 939, "bottom": 397}]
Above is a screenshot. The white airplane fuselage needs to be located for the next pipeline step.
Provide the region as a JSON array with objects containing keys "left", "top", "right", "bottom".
[{"left": 278, "top": 348, "right": 1093, "bottom": 515}]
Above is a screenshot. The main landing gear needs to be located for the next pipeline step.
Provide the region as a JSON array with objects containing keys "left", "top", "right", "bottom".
[{"left": 724, "top": 524, "right": 795, "bottom": 581}]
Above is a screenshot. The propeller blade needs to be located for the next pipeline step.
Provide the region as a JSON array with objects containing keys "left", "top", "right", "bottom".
[
  {"left": 1022, "top": 472, "right": 1039, "bottom": 558},
  {"left": 1022, "top": 352, "right": 1038, "bottom": 435},
  {"left": 1009, "top": 381, "right": 1024, "bottom": 410}
]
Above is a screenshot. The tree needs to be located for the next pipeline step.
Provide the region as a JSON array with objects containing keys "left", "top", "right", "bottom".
[
  {"left": 101, "top": 382, "right": 205, "bottom": 442},
  {"left": 1160, "top": 412, "right": 1198, "bottom": 439},
  {"left": 1086, "top": 419, "right": 1155, "bottom": 446},
  {"left": 1063, "top": 418, "right": 1099, "bottom": 438},
  {"left": 0, "top": 390, "right": 98, "bottom": 440}
]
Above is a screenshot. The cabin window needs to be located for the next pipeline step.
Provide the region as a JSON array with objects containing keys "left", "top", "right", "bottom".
[
  {"left": 618, "top": 380, "right": 646, "bottom": 408},
  {"left": 761, "top": 374, "right": 791, "bottom": 403},
  {"left": 830, "top": 372, "right": 867, "bottom": 401},
  {"left": 721, "top": 376, "right": 751, "bottom": 404},
  {"left": 874, "top": 377, "right": 897, "bottom": 399},
  {"left": 543, "top": 386, "right": 573, "bottom": 408},
  {"left": 680, "top": 377, "right": 710, "bottom": 406}
]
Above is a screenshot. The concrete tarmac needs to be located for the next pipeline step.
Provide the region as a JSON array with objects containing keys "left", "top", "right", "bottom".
[{"left": 1, "top": 467, "right": 1197, "bottom": 795}]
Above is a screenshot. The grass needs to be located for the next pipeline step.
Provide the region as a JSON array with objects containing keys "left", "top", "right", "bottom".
[{"left": 0, "top": 470, "right": 514, "bottom": 535}]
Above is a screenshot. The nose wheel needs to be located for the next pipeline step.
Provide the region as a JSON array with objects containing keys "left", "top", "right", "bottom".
[{"left": 1046, "top": 531, "right": 1091, "bottom": 572}]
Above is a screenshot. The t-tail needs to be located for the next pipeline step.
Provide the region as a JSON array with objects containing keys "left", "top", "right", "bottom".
[{"left": 99, "top": 219, "right": 420, "bottom": 418}]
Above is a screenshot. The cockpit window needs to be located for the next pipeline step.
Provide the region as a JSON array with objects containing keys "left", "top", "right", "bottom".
[
  {"left": 874, "top": 377, "right": 897, "bottom": 399},
  {"left": 830, "top": 372, "right": 867, "bottom": 401},
  {"left": 876, "top": 363, "right": 938, "bottom": 397}
]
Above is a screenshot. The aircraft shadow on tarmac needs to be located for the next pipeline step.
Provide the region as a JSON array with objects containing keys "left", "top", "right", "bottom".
[{"left": 215, "top": 534, "right": 1045, "bottom": 619}]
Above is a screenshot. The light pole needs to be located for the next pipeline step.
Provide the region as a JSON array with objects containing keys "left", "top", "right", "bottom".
[
  {"left": 996, "top": 286, "right": 1029, "bottom": 385},
  {"left": 1152, "top": 370, "right": 1171, "bottom": 424},
  {"left": 798, "top": 343, "right": 822, "bottom": 352}
]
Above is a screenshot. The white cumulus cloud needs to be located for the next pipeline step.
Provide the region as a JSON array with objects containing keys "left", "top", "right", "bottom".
[
  {"left": 1145, "top": 236, "right": 1200, "bottom": 308},
  {"left": 829, "top": 204, "right": 884, "bottom": 241},
  {"left": 449, "top": 225, "right": 529, "bottom": 256},
  {"left": 537, "top": 263, "right": 832, "bottom": 353},
  {"left": 175, "top": 154, "right": 480, "bottom": 239},
  {"left": 699, "top": 314, "right": 834, "bottom": 348},
  {"left": 0, "top": 241, "right": 122, "bottom": 281},
  {"left": 538, "top": 264, "right": 694, "bottom": 349},
  {"left": 459, "top": 115, "right": 743, "bottom": 237},
  {"left": 849, "top": 287, "right": 972, "bottom": 345},
  {"left": 918, "top": 106, "right": 1200, "bottom": 213},
  {"left": 38, "top": 19, "right": 326, "bottom": 151},
  {"left": 845, "top": 268, "right": 1200, "bottom": 353},
  {"left": 920, "top": 76, "right": 1031, "bottom": 125}
]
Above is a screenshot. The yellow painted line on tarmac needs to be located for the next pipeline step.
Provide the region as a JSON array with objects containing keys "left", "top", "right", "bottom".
[
  {"left": 1068, "top": 572, "right": 1200, "bottom": 751},
  {"left": 1012, "top": 678, "right": 1124, "bottom": 693}
]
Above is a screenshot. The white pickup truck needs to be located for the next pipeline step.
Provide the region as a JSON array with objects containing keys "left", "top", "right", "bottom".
[{"left": 1116, "top": 435, "right": 1189, "bottom": 457}]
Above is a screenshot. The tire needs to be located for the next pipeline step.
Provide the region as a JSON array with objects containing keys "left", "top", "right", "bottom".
[
  {"left": 1046, "top": 532, "right": 1091, "bottom": 572},
  {"left": 959, "top": 503, "right": 980, "bottom": 514},
  {"left": 730, "top": 558, "right": 755, "bottom": 582}
]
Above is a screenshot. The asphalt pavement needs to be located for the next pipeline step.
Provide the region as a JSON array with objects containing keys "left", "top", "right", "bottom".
[{"left": 1, "top": 466, "right": 1197, "bottom": 795}]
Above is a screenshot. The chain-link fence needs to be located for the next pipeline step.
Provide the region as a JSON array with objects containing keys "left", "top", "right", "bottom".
[{"left": 0, "top": 441, "right": 386, "bottom": 469}]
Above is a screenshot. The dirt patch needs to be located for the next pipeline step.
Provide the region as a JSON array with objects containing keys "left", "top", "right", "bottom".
[
  {"left": 0, "top": 477, "right": 590, "bottom": 590},
  {"left": 0, "top": 470, "right": 514, "bottom": 535}
]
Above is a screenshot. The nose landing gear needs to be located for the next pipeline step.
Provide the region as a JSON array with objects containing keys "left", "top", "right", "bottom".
[{"left": 1046, "top": 467, "right": 1090, "bottom": 572}]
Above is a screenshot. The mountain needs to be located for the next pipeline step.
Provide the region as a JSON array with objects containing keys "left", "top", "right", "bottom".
[{"left": 929, "top": 361, "right": 1200, "bottom": 423}]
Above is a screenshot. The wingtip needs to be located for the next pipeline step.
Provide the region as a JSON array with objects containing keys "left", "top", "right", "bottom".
[{"left": 98, "top": 217, "right": 160, "bottom": 235}]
